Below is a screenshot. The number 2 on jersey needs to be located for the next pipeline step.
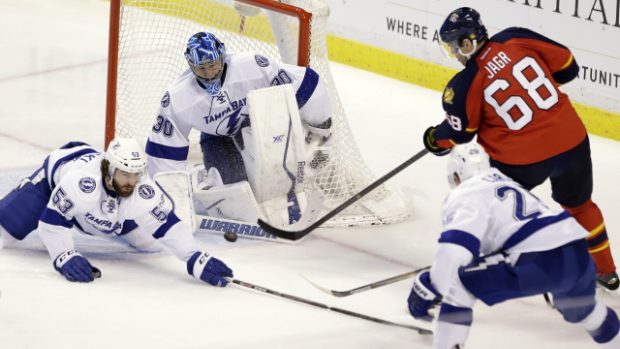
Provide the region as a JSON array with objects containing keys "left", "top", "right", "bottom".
[
  {"left": 483, "top": 57, "right": 559, "bottom": 130},
  {"left": 496, "top": 186, "right": 541, "bottom": 221}
]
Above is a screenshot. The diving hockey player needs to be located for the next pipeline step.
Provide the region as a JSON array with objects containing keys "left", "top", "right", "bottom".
[
  {"left": 0, "top": 138, "right": 233, "bottom": 286},
  {"left": 145, "top": 32, "right": 332, "bottom": 226},
  {"left": 407, "top": 143, "right": 620, "bottom": 348},
  {"left": 422, "top": 7, "right": 618, "bottom": 290}
]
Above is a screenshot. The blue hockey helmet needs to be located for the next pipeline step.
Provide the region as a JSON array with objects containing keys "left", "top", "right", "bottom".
[
  {"left": 185, "top": 32, "right": 226, "bottom": 95},
  {"left": 439, "top": 7, "right": 488, "bottom": 58}
]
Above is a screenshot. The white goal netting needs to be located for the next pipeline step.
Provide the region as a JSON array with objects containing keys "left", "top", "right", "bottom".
[{"left": 108, "top": 0, "right": 410, "bottom": 226}]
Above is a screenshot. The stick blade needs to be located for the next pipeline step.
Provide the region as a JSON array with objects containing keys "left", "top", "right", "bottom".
[
  {"left": 257, "top": 218, "right": 309, "bottom": 240},
  {"left": 256, "top": 191, "right": 325, "bottom": 241},
  {"left": 301, "top": 275, "right": 348, "bottom": 297}
]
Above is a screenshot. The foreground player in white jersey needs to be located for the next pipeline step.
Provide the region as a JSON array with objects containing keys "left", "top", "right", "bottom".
[
  {"left": 145, "top": 31, "right": 332, "bottom": 181},
  {"left": 407, "top": 143, "right": 619, "bottom": 348},
  {"left": 0, "top": 138, "right": 233, "bottom": 286}
]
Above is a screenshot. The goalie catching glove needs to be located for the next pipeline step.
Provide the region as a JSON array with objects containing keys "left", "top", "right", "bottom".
[{"left": 187, "top": 251, "right": 233, "bottom": 287}]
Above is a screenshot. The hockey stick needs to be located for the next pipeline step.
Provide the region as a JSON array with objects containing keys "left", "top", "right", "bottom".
[
  {"left": 195, "top": 191, "right": 325, "bottom": 244},
  {"left": 230, "top": 278, "right": 432, "bottom": 335},
  {"left": 257, "top": 148, "right": 430, "bottom": 240},
  {"left": 303, "top": 265, "right": 430, "bottom": 297},
  {"left": 306, "top": 251, "right": 510, "bottom": 298},
  {"left": 195, "top": 214, "right": 297, "bottom": 244}
]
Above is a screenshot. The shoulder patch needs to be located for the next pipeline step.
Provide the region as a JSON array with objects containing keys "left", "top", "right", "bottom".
[
  {"left": 161, "top": 91, "right": 170, "bottom": 108},
  {"left": 138, "top": 184, "right": 156, "bottom": 199},
  {"left": 255, "top": 54, "right": 270, "bottom": 67},
  {"left": 443, "top": 87, "right": 455, "bottom": 105},
  {"left": 79, "top": 177, "right": 97, "bottom": 193}
]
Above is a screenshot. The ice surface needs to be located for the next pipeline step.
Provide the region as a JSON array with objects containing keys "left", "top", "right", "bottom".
[{"left": 0, "top": 1, "right": 618, "bottom": 348}]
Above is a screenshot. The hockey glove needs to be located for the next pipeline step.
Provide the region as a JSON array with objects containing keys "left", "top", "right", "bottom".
[
  {"left": 53, "top": 250, "right": 98, "bottom": 283},
  {"left": 423, "top": 126, "right": 450, "bottom": 156},
  {"left": 407, "top": 271, "right": 442, "bottom": 321},
  {"left": 187, "top": 251, "right": 233, "bottom": 287}
]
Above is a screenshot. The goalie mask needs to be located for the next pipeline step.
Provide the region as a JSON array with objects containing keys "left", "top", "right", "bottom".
[
  {"left": 185, "top": 32, "right": 226, "bottom": 96},
  {"left": 104, "top": 137, "right": 146, "bottom": 197},
  {"left": 446, "top": 142, "right": 490, "bottom": 189}
]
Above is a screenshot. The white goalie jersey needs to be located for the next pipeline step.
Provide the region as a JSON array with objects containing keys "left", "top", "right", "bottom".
[{"left": 145, "top": 52, "right": 332, "bottom": 176}]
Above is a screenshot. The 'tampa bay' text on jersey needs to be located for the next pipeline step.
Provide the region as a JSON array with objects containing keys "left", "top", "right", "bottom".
[
  {"left": 37, "top": 144, "right": 197, "bottom": 261},
  {"left": 145, "top": 52, "right": 332, "bottom": 175},
  {"left": 434, "top": 27, "right": 586, "bottom": 165}
]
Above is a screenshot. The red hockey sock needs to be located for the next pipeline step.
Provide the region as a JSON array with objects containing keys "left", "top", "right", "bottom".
[{"left": 564, "top": 200, "right": 616, "bottom": 275}]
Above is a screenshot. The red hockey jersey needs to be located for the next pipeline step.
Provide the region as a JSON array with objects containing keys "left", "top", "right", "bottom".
[{"left": 434, "top": 27, "right": 586, "bottom": 165}]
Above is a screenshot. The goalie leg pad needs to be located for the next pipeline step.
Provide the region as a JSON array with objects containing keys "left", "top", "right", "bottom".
[{"left": 193, "top": 180, "right": 262, "bottom": 223}]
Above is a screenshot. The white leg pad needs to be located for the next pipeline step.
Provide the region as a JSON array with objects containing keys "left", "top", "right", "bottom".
[
  {"left": 153, "top": 171, "right": 195, "bottom": 232},
  {"left": 193, "top": 181, "right": 262, "bottom": 223}
]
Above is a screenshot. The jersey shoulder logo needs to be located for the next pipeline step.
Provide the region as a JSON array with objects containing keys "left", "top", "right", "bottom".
[
  {"left": 443, "top": 87, "right": 455, "bottom": 105},
  {"left": 79, "top": 177, "right": 96, "bottom": 193},
  {"left": 161, "top": 91, "right": 171, "bottom": 108},
  {"left": 255, "top": 54, "right": 270, "bottom": 67},
  {"left": 138, "top": 184, "right": 156, "bottom": 199}
]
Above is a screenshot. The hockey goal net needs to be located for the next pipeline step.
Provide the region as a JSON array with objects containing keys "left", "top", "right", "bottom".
[{"left": 105, "top": 0, "right": 410, "bottom": 227}]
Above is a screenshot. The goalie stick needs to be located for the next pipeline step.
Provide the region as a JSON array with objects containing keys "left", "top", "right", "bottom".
[
  {"left": 303, "top": 266, "right": 430, "bottom": 297},
  {"left": 257, "top": 148, "right": 430, "bottom": 240},
  {"left": 230, "top": 278, "right": 432, "bottom": 335}
]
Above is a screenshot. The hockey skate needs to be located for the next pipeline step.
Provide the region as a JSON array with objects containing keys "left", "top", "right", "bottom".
[{"left": 597, "top": 271, "right": 620, "bottom": 291}]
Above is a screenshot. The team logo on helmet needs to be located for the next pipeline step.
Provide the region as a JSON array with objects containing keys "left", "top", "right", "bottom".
[
  {"left": 79, "top": 177, "right": 96, "bottom": 193},
  {"left": 161, "top": 91, "right": 170, "bottom": 108},
  {"left": 255, "top": 54, "right": 270, "bottom": 67},
  {"left": 138, "top": 184, "right": 155, "bottom": 199}
]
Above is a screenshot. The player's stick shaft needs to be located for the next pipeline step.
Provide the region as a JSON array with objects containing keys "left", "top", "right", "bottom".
[
  {"left": 258, "top": 148, "right": 430, "bottom": 240},
  {"left": 230, "top": 278, "right": 432, "bottom": 335},
  {"left": 304, "top": 266, "right": 430, "bottom": 297}
]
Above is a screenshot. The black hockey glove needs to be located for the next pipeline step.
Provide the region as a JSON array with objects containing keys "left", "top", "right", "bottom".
[{"left": 423, "top": 126, "right": 450, "bottom": 156}]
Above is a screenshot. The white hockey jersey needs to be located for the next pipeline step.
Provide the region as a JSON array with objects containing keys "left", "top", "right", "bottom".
[
  {"left": 37, "top": 145, "right": 198, "bottom": 261},
  {"left": 145, "top": 52, "right": 332, "bottom": 176},
  {"left": 430, "top": 168, "right": 588, "bottom": 307}
]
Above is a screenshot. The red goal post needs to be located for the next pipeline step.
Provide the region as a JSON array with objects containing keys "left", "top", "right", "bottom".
[{"left": 105, "top": 0, "right": 313, "bottom": 147}]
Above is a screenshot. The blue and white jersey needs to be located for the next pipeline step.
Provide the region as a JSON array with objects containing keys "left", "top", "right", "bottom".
[
  {"left": 430, "top": 168, "right": 588, "bottom": 306},
  {"left": 145, "top": 52, "right": 332, "bottom": 176},
  {"left": 37, "top": 145, "right": 197, "bottom": 261}
]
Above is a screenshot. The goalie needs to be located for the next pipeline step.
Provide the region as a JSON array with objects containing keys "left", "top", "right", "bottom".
[{"left": 145, "top": 32, "right": 332, "bottom": 227}]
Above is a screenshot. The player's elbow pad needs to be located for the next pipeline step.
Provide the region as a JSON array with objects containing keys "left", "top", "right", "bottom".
[{"left": 552, "top": 57, "right": 579, "bottom": 85}]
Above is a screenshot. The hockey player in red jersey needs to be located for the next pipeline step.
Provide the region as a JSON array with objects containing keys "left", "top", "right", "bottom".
[{"left": 422, "top": 7, "right": 618, "bottom": 290}]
